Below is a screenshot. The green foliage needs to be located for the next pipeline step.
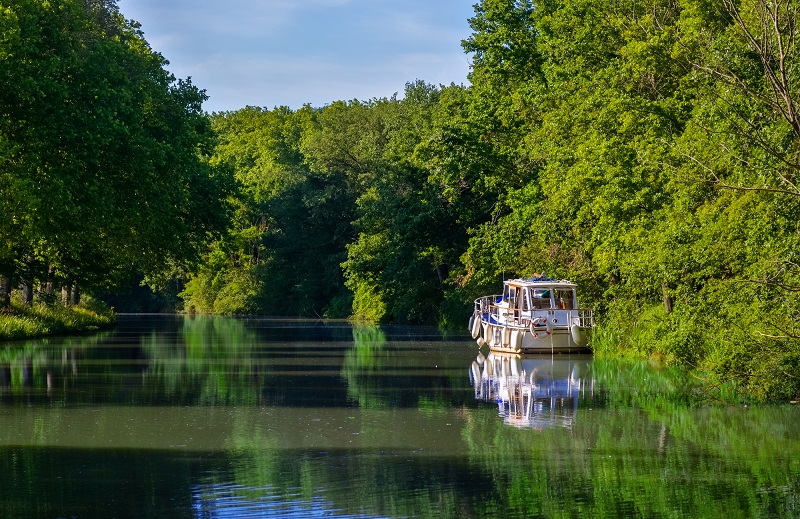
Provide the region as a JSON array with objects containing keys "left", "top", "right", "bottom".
[
  {"left": 0, "top": 0, "right": 232, "bottom": 300},
  {"left": 193, "top": 83, "right": 466, "bottom": 323},
  {"left": 189, "top": 105, "right": 355, "bottom": 316},
  {"left": 440, "top": 0, "right": 800, "bottom": 400},
  {"left": 0, "top": 301, "right": 115, "bottom": 340}
]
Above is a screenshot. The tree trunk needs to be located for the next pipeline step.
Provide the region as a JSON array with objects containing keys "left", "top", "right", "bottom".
[
  {"left": 43, "top": 264, "right": 55, "bottom": 297},
  {"left": 0, "top": 276, "right": 10, "bottom": 308},
  {"left": 20, "top": 281, "right": 33, "bottom": 305},
  {"left": 20, "top": 256, "right": 35, "bottom": 305},
  {"left": 62, "top": 283, "right": 71, "bottom": 306},
  {"left": 662, "top": 282, "right": 673, "bottom": 315},
  {"left": 435, "top": 263, "right": 449, "bottom": 284},
  {"left": 70, "top": 282, "right": 80, "bottom": 306}
]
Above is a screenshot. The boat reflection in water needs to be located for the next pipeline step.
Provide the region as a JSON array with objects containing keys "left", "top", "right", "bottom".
[{"left": 469, "top": 352, "right": 593, "bottom": 430}]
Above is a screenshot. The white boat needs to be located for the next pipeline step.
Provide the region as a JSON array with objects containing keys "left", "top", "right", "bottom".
[{"left": 469, "top": 276, "right": 594, "bottom": 353}]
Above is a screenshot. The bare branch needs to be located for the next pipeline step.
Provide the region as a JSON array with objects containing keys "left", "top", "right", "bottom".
[
  {"left": 673, "top": 147, "right": 800, "bottom": 197},
  {"left": 737, "top": 277, "right": 800, "bottom": 292},
  {"left": 757, "top": 331, "right": 800, "bottom": 339},
  {"left": 721, "top": 0, "right": 800, "bottom": 138}
]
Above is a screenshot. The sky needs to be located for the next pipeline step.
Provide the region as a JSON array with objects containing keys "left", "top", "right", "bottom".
[{"left": 117, "top": 0, "right": 476, "bottom": 113}]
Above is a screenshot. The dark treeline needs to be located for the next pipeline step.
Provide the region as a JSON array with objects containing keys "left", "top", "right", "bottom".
[{"left": 1, "top": 0, "right": 798, "bottom": 399}]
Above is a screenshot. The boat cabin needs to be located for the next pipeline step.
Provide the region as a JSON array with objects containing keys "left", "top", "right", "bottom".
[{"left": 501, "top": 278, "right": 577, "bottom": 313}]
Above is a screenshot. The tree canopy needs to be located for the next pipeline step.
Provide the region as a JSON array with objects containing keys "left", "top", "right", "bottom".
[{"left": 0, "top": 0, "right": 232, "bottom": 303}]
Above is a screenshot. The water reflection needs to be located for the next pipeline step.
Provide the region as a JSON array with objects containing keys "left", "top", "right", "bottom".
[
  {"left": 0, "top": 316, "right": 798, "bottom": 518},
  {"left": 470, "top": 352, "right": 592, "bottom": 429},
  {"left": 191, "top": 482, "right": 368, "bottom": 519},
  {"left": 0, "top": 331, "right": 111, "bottom": 405}
]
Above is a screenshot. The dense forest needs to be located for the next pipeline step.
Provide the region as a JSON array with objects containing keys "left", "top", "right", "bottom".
[{"left": 1, "top": 0, "right": 798, "bottom": 400}]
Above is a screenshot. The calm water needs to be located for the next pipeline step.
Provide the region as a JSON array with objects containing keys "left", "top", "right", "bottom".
[{"left": 0, "top": 315, "right": 797, "bottom": 518}]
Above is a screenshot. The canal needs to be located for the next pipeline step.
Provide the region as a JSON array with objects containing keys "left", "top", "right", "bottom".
[{"left": 0, "top": 315, "right": 797, "bottom": 518}]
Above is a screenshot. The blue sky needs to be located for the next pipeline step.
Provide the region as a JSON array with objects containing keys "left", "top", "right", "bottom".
[{"left": 117, "top": 0, "right": 475, "bottom": 113}]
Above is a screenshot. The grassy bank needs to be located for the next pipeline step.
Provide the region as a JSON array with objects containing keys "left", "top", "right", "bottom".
[{"left": 0, "top": 302, "right": 116, "bottom": 341}]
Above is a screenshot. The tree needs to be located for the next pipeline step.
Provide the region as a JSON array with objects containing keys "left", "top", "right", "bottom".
[
  {"left": 305, "top": 85, "right": 469, "bottom": 323},
  {"left": 0, "top": 0, "right": 232, "bottom": 306},
  {"left": 182, "top": 104, "right": 358, "bottom": 317}
]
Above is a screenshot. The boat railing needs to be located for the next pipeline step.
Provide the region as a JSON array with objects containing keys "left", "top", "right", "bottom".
[
  {"left": 474, "top": 296, "right": 594, "bottom": 329},
  {"left": 576, "top": 309, "right": 594, "bottom": 328}
]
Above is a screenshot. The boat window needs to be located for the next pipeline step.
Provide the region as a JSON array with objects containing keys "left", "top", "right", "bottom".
[
  {"left": 521, "top": 289, "right": 530, "bottom": 312},
  {"left": 509, "top": 287, "right": 523, "bottom": 320},
  {"left": 554, "top": 289, "right": 574, "bottom": 309},
  {"left": 531, "top": 288, "right": 551, "bottom": 309}
]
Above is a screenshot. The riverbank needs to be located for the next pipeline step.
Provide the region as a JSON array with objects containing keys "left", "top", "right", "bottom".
[
  {"left": 588, "top": 302, "right": 800, "bottom": 403},
  {"left": 0, "top": 302, "right": 116, "bottom": 341}
]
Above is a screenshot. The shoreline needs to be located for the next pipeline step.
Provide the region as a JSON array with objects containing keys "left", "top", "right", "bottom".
[{"left": 0, "top": 303, "right": 116, "bottom": 342}]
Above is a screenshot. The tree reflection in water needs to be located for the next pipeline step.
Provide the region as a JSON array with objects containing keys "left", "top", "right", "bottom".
[{"left": 0, "top": 316, "right": 797, "bottom": 518}]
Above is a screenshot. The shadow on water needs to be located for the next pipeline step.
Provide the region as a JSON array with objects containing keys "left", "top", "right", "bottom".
[{"left": 0, "top": 315, "right": 797, "bottom": 518}]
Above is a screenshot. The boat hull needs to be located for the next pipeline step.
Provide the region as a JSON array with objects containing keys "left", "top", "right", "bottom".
[{"left": 480, "top": 321, "right": 590, "bottom": 354}]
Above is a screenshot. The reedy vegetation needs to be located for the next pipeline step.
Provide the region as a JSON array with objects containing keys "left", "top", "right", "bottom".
[{"left": 1, "top": 0, "right": 798, "bottom": 399}]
